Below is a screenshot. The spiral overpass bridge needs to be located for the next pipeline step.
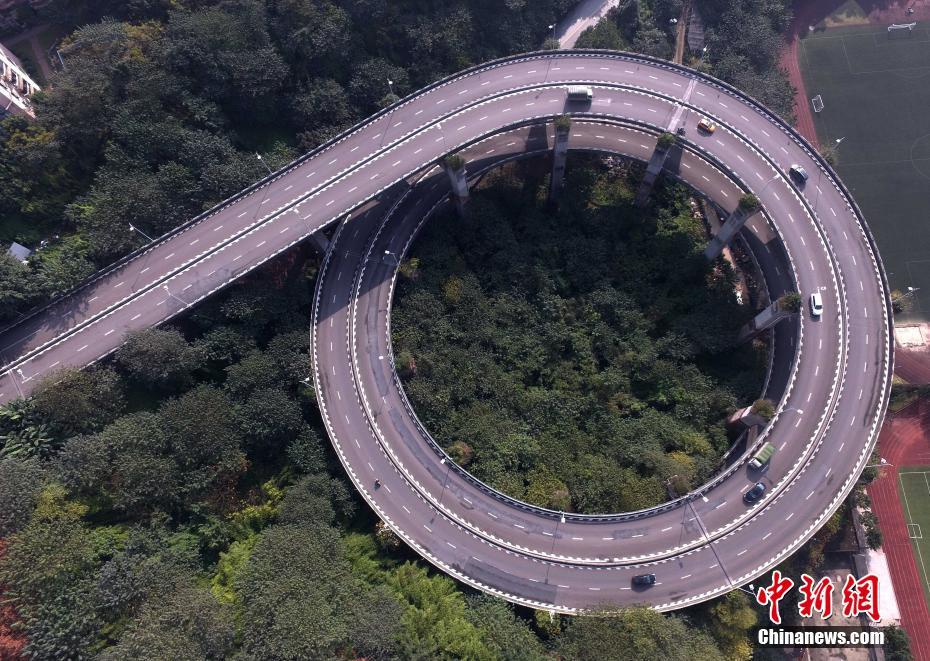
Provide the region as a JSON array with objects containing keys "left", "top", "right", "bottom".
[{"left": 0, "top": 52, "right": 893, "bottom": 613}]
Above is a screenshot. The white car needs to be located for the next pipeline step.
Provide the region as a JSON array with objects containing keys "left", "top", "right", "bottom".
[{"left": 809, "top": 292, "right": 823, "bottom": 317}]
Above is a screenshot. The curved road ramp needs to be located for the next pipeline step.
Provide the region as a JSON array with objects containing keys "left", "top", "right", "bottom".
[{"left": 0, "top": 51, "right": 892, "bottom": 613}]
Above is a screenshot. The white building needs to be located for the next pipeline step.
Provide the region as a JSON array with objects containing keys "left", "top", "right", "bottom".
[{"left": 0, "top": 41, "right": 40, "bottom": 120}]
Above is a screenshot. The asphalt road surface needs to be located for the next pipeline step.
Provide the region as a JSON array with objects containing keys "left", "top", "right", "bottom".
[{"left": 0, "top": 52, "right": 892, "bottom": 613}]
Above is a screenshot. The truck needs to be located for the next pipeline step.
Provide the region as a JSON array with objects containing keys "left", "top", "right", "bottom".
[
  {"left": 566, "top": 85, "right": 593, "bottom": 103},
  {"left": 748, "top": 442, "right": 776, "bottom": 470}
]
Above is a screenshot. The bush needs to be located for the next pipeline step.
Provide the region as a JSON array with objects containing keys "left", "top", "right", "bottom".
[
  {"left": 657, "top": 132, "right": 677, "bottom": 149},
  {"left": 750, "top": 398, "right": 775, "bottom": 421},
  {"left": 444, "top": 154, "right": 465, "bottom": 171},
  {"left": 737, "top": 193, "right": 760, "bottom": 213},
  {"left": 778, "top": 292, "right": 802, "bottom": 313}
]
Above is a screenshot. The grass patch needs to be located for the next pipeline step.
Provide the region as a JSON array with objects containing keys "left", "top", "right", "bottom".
[
  {"left": 798, "top": 24, "right": 930, "bottom": 321},
  {"left": 898, "top": 468, "right": 930, "bottom": 611}
]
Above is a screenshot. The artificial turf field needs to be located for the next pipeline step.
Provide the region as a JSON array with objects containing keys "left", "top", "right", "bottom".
[
  {"left": 798, "top": 24, "right": 930, "bottom": 320},
  {"left": 898, "top": 468, "right": 930, "bottom": 610}
]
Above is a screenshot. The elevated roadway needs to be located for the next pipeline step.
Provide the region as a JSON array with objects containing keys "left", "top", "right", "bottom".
[{"left": 0, "top": 52, "right": 892, "bottom": 613}]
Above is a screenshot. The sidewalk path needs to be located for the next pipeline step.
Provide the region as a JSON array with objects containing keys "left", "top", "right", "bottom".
[{"left": 868, "top": 399, "right": 930, "bottom": 660}]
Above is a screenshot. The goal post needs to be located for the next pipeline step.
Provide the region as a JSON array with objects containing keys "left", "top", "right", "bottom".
[
  {"left": 888, "top": 21, "right": 917, "bottom": 32},
  {"left": 811, "top": 94, "right": 824, "bottom": 113}
]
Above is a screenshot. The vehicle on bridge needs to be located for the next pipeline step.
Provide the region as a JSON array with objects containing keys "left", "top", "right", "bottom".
[
  {"left": 632, "top": 573, "right": 657, "bottom": 587},
  {"left": 697, "top": 117, "right": 717, "bottom": 134},
  {"left": 749, "top": 442, "right": 776, "bottom": 470},
  {"left": 744, "top": 482, "right": 767, "bottom": 504},
  {"left": 789, "top": 164, "right": 810, "bottom": 184},
  {"left": 810, "top": 292, "right": 824, "bottom": 318},
  {"left": 566, "top": 85, "right": 593, "bottom": 103}
]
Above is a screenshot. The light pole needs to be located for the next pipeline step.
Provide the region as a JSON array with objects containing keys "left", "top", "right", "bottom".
[
  {"left": 387, "top": 78, "right": 394, "bottom": 96},
  {"left": 5, "top": 367, "right": 25, "bottom": 399},
  {"left": 383, "top": 249, "right": 400, "bottom": 267},
  {"left": 162, "top": 284, "right": 189, "bottom": 308},
  {"left": 128, "top": 223, "right": 154, "bottom": 243},
  {"left": 256, "top": 153, "right": 273, "bottom": 176}
]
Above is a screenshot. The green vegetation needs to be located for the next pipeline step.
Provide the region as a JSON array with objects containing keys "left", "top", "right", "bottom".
[
  {"left": 750, "top": 398, "right": 775, "bottom": 421},
  {"left": 0, "top": 235, "right": 761, "bottom": 658},
  {"left": 393, "top": 159, "right": 764, "bottom": 512},
  {"left": 778, "top": 291, "right": 802, "bottom": 313},
  {"left": 444, "top": 153, "right": 467, "bottom": 171},
  {"left": 0, "top": 0, "right": 578, "bottom": 323},
  {"left": 737, "top": 193, "right": 760, "bottom": 213},
  {"left": 576, "top": 0, "right": 796, "bottom": 121},
  {"left": 898, "top": 468, "right": 930, "bottom": 613},
  {"left": 657, "top": 131, "right": 677, "bottom": 149}
]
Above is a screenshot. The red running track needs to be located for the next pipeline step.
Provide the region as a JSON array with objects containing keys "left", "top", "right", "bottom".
[{"left": 869, "top": 400, "right": 930, "bottom": 659}]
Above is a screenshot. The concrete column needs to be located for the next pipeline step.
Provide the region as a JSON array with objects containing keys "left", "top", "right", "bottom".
[
  {"left": 704, "top": 196, "right": 761, "bottom": 261},
  {"left": 634, "top": 133, "right": 677, "bottom": 207},
  {"left": 442, "top": 155, "right": 469, "bottom": 218},
  {"left": 309, "top": 230, "right": 330, "bottom": 254},
  {"left": 737, "top": 301, "right": 791, "bottom": 343},
  {"left": 549, "top": 115, "right": 571, "bottom": 204}
]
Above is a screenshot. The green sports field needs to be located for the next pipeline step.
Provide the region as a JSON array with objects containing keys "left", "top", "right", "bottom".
[
  {"left": 798, "top": 24, "right": 930, "bottom": 321},
  {"left": 898, "top": 468, "right": 930, "bottom": 608}
]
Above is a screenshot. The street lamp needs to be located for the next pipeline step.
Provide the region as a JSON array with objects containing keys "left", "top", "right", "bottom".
[
  {"left": 256, "top": 153, "right": 273, "bottom": 175},
  {"left": 162, "top": 284, "right": 189, "bottom": 308},
  {"left": 384, "top": 249, "right": 399, "bottom": 266},
  {"left": 387, "top": 78, "right": 394, "bottom": 96},
  {"left": 128, "top": 223, "right": 154, "bottom": 243}
]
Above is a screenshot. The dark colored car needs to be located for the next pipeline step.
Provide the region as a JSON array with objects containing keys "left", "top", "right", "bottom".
[
  {"left": 744, "top": 482, "right": 766, "bottom": 504},
  {"left": 789, "top": 164, "right": 809, "bottom": 183},
  {"left": 632, "top": 573, "right": 657, "bottom": 587}
]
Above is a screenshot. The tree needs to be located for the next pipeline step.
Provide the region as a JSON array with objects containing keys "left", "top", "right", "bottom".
[
  {"left": 287, "top": 425, "right": 328, "bottom": 474},
  {"left": 750, "top": 398, "right": 775, "bottom": 421},
  {"left": 0, "top": 487, "right": 101, "bottom": 659},
  {"left": 31, "top": 366, "right": 124, "bottom": 435},
  {"left": 575, "top": 18, "right": 627, "bottom": 50},
  {"left": 56, "top": 411, "right": 181, "bottom": 513},
  {"left": 884, "top": 625, "right": 914, "bottom": 661},
  {"left": 737, "top": 193, "right": 760, "bottom": 213},
  {"left": 158, "top": 385, "right": 246, "bottom": 506},
  {"left": 0, "top": 252, "right": 37, "bottom": 323},
  {"left": 556, "top": 606, "right": 723, "bottom": 660},
  {"left": 116, "top": 327, "right": 203, "bottom": 390},
  {"left": 388, "top": 562, "right": 495, "bottom": 660},
  {"left": 160, "top": 2, "right": 289, "bottom": 114},
  {"left": 236, "top": 387, "right": 303, "bottom": 453},
  {"left": 657, "top": 132, "right": 677, "bottom": 149},
  {"left": 708, "top": 591, "right": 757, "bottom": 659},
  {"left": 465, "top": 594, "right": 548, "bottom": 661},
  {"left": 238, "top": 523, "right": 397, "bottom": 659},
  {"left": 100, "top": 583, "right": 236, "bottom": 660},
  {"left": 778, "top": 292, "right": 802, "bottom": 313},
  {"left": 348, "top": 58, "right": 409, "bottom": 112},
  {"left": 0, "top": 458, "right": 46, "bottom": 537}
]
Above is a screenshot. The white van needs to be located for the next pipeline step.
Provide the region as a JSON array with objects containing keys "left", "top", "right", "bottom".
[{"left": 567, "top": 86, "right": 593, "bottom": 103}]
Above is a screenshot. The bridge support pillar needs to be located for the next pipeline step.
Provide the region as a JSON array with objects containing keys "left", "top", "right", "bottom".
[
  {"left": 704, "top": 195, "right": 761, "bottom": 261},
  {"left": 442, "top": 154, "right": 469, "bottom": 218},
  {"left": 737, "top": 299, "right": 793, "bottom": 343},
  {"left": 309, "top": 230, "right": 330, "bottom": 254},
  {"left": 634, "top": 133, "right": 677, "bottom": 207},
  {"left": 549, "top": 115, "right": 571, "bottom": 204}
]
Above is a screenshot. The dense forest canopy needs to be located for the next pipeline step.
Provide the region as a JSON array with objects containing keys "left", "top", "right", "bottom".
[{"left": 392, "top": 159, "right": 765, "bottom": 513}]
